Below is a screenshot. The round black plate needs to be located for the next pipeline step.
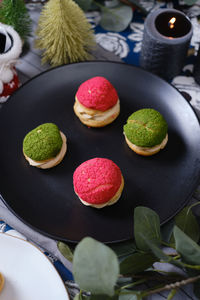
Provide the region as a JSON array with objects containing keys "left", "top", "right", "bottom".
[{"left": 0, "top": 61, "right": 200, "bottom": 244}]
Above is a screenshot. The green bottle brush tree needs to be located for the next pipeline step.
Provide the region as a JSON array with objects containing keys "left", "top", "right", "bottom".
[
  {"left": 35, "top": 0, "right": 95, "bottom": 67},
  {"left": 0, "top": 0, "right": 31, "bottom": 42}
]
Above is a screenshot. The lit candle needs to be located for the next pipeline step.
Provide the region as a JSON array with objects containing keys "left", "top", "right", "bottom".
[
  {"left": 168, "top": 17, "right": 176, "bottom": 29},
  {"left": 140, "top": 8, "right": 193, "bottom": 81}
]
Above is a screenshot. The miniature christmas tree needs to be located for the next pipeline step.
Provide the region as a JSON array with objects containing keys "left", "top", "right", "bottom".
[
  {"left": 0, "top": 0, "right": 31, "bottom": 42},
  {"left": 35, "top": 0, "right": 95, "bottom": 67}
]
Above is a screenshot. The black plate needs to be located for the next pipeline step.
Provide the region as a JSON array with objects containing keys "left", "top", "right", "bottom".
[{"left": 0, "top": 61, "right": 200, "bottom": 244}]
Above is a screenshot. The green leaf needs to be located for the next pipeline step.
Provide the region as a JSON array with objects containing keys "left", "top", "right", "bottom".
[
  {"left": 73, "top": 0, "right": 93, "bottom": 11},
  {"left": 138, "top": 233, "right": 184, "bottom": 269},
  {"left": 174, "top": 207, "right": 200, "bottom": 243},
  {"left": 139, "top": 233, "right": 169, "bottom": 261},
  {"left": 110, "top": 241, "right": 136, "bottom": 259},
  {"left": 173, "top": 225, "right": 200, "bottom": 265},
  {"left": 167, "top": 289, "right": 177, "bottom": 300},
  {"left": 100, "top": 4, "right": 133, "bottom": 32},
  {"left": 73, "top": 237, "right": 119, "bottom": 296},
  {"left": 120, "top": 252, "right": 156, "bottom": 275},
  {"left": 134, "top": 206, "right": 161, "bottom": 251},
  {"left": 57, "top": 241, "right": 73, "bottom": 262}
]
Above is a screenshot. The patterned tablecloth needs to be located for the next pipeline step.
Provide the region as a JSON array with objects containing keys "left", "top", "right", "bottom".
[{"left": 1, "top": 1, "right": 200, "bottom": 299}]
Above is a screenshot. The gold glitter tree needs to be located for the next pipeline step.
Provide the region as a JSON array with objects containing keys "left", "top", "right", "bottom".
[{"left": 35, "top": 0, "right": 95, "bottom": 67}]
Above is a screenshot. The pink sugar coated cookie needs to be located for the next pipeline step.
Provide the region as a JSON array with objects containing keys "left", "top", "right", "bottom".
[
  {"left": 73, "top": 158, "right": 122, "bottom": 204},
  {"left": 76, "top": 76, "right": 118, "bottom": 111}
]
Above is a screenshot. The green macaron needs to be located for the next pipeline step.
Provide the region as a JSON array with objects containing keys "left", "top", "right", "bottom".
[
  {"left": 23, "top": 123, "right": 63, "bottom": 161},
  {"left": 123, "top": 108, "right": 168, "bottom": 147}
]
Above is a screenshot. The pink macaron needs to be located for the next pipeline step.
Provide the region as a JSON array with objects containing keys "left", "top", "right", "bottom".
[
  {"left": 74, "top": 77, "right": 120, "bottom": 127},
  {"left": 73, "top": 158, "right": 124, "bottom": 208},
  {"left": 76, "top": 76, "right": 118, "bottom": 111}
]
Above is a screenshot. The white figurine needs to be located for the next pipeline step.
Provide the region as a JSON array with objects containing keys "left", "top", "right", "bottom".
[{"left": 0, "top": 23, "right": 22, "bottom": 103}]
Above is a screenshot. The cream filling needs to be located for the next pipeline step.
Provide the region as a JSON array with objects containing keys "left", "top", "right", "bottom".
[
  {"left": 79, "top": 193, "right": 121, "bottom": 208},
  {"left": 25, "top": 132, "right": 67, "bottom": 169},
  {"left": 127, "top": 134, "right": 168, "bottom": 153},
  {"left": 76, "top": 100, "right": 120, "bottom": 121}
]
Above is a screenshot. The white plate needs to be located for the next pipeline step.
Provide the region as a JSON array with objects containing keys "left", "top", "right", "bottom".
[{"left": 0, "top": 233, "right": 70, "bottom": 300}]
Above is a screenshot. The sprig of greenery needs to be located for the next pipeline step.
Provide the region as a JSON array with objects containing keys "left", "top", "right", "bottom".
[
  {"left": 58, "top": 202, "right": 200, "bottom": 299},
  {"left": 74, "top": 0, "right": 134, "bottom": 32}
]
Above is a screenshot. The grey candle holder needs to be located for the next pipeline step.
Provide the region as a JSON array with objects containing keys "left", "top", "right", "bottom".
[{"left": 140, "top": 8, "right": 193, "bottom": 81}]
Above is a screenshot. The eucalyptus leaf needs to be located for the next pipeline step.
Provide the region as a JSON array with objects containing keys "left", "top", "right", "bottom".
[
  {"left": 134, "top": 206, "right": 161, "bottom": 251},
  {"left": 120, "top": 252, "right": 156, "bottom": 275},
  {"left": 100, "top": 4, "right": 133, "bottom": 32},
  {"left": 73, "top": 237, "right": 119, "bottom": 296},
  {"left": 173, "top": 207, "right": 200, "bottom": 243},
  {"left": 73, "top": 0, "right": 93, "bottom": 11},
  {"left": 173, "top": 225, "right": 200, "bottom": 265},
  {"left": 138, "top": 233, "right": 170, "bottom": 262},
  {"left": 138, "top": 233, "right": 184, "bottom": 269},
  {"left": 57, "top": 241, "right": 73, "bottom": 262}
]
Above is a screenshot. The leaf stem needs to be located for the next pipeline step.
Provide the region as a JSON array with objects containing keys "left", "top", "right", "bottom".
[
  {"left": 173, "top": 255, "right": 181, "bottom": 260},
  {"left": 141, "top": 275, "right": 200, "bottom": 297},
  {"left": 188, "top": 201, "right": 200, "bottom": 212},
  {"left": 152, "top": 269, "right": 182, "bottom": 276},
  {"left": 119, "top": 278, "right": 147, "bottom": 290},
  {"left": 161, "top": 241, "right": 172, "bottom": 247},
  {"left": 179, "top": 261, "right": 200, "bottom": 270},
  {"left": 120, "top": 270, "right": 185, "bottom": 284}
]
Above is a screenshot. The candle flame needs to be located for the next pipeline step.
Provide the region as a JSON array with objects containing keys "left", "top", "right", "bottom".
[{"left": 168, "top": 17, "right": 176, "bottom": 29}]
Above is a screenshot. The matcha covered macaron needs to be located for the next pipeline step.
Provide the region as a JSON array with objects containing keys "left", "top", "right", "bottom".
[
  {"left": 123, "top": 108, "right": 168, "bottom": 156},
  {"left": 23, "top": 123, "right": 67, "bottom": 169}
]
